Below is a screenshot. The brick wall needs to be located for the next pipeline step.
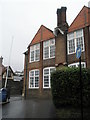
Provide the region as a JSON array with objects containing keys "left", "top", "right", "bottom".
[
  {"left": 2, "top": 79, "right": 23, "bottom": 96},
  {"left": 55, "top": 34, "right": 67, "bottom": 65},
  {"left": 26, "top": 89, "right": 52, "bottom": 99},
  {"left": 68, "top": 52, "right": 86, "bottom": 65},
  {"left": 25, "top": 40, "right": 56, "bottom": 99},
  {"left": 84, "top": 26, "right": 90, "bottom": 68}
]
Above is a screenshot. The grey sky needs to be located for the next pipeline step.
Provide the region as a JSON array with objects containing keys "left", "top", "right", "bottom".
[{"left": 0, "top": 0, "right": 89, "bottom": 71}]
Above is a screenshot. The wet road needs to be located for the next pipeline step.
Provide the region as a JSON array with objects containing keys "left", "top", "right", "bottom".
[{"left": 2, "top": 96, "right": 57, "bottom": 119}]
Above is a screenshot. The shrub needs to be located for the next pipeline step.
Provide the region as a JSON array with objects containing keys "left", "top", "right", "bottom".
[{"left": 51, "top": 67, "right": 90, "bottom": 108}]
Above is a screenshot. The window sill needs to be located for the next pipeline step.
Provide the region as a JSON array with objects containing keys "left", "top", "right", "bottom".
[
  {"left": 43, "top": 57, "right": 55, "bottom": 60},
  {"left": 68, "top": 50, "right": 85, "bottom": 55},
  {"left": 29, "top": 87, "right": 39, "bottom": 89},
  {"left": 29, "top": 60, "right": 40, "bottom": 63},
  {"left": 43, "top": 87, "right": 51, "bottom": 89}
]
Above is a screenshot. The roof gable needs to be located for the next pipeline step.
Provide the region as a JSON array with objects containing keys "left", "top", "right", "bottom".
[
  {"left": 2, "top": 66, "right": 14, "bottom": 75},
  {"left": 29, "top": 25, "right": 55, "bottom": 46},
  {"left": 68, "top": 6, "right": 90, "bottom": 33}
]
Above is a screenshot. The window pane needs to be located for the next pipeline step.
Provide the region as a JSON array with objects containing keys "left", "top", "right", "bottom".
[
  {"left": 35, "top": 49, "right": 40, "bottom": 61},
  {"left": 44, "top": 69, "right": 49, "bottom": 75},
  {"left": 35, "top": 77, "right": 39, "bottom": 87},
  {"left": 68, "top": 39, "right": 75, "bottom": 53},
  {"left": 50, "top": 45, "right": 55, "bottom": 57},
  {"left": 30, "top": 77, "right": 34, "bottom": 87},
  {"left": 78, "top": 63, "right": 85, "bottom": 68},
  {"left": 70, "top": 65, "right": 76, "bottom": 68},
  {"left": 81, "top": 64, "right": 85, "bottom": 68},
  {"left": 50, "top": 39, "right": 55, "bottom": 45},
  {"left": 35, "top": 44, "right": 40, "bottom": 49},
  {"left": 44, "top": 47, "right": 49, "bottom": 59},
  {"left": 44, "top": 41, "right": 49, "bottom": 47},
  {"left": 50, "top": 68, "right": 55, "bottom": 74},
  {"left": 68, "top": 33, "right": 74, "bottom": 40},
  {"left": 30, "top": 46, "right": 34, "bottom": 51},
  {"left": 31, "top": 51, "right": 34, "bottom": 61},
  {"left": 35, "top": 70, "right": 39, "bottom": 76},
  {"left": 76, "top": 29, "right": 83, "bottom": 38},
  {"left": 44, "top": 76, "right": 49, "bottom": 87},
  {"left": 76, "top": 37, "right": 84, "bottom": 51},
  {"left": 30, "top": 71, "right": 34, "bottom": 76}
]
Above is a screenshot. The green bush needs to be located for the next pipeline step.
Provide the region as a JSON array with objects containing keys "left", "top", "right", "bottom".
[{"left": 51, "top": 67, "right": 90, "bottom": 108}]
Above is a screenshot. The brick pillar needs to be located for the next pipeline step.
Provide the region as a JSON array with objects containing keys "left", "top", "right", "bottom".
[
  {"left": 84, "top": 26, "right": 90, "bottom": 68},
  {"left": 39, "top": 41, "right": 43, "bottom": 93},
  {"left": 23, "top": 51, "right": 28, "bottom": 98}
]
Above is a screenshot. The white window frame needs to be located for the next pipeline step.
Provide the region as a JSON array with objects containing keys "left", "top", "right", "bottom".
[
  {"left": 43, "top": 67, "right": 55, "bottom": 89},
  {"left": 30, "top": 43, "right": 40, "bottom": 63},
  {"left": 67, "top": 29, "right": 85, "bottom": 55},
  {"left": 29, "top": 69, "right": 39, "bottom": 89},
  {"left": 43, "top": 38, "right": 55, "bottom": 60},
  {"left": 68, "top": 62, "right": 86, "bottom": 68}
]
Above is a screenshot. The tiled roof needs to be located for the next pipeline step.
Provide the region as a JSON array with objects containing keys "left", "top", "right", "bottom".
[
  {"left": 68, "top": 6, "right": 90, "bottom": 33},
  {"left": 28, "top": 25, "right": 55, "bottom": 47}
]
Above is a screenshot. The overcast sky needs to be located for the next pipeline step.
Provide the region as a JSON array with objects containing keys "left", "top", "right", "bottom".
[{"left": 0, "top": 0, "right": 89, "bottom": 72}]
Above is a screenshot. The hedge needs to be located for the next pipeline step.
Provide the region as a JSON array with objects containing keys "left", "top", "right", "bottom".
[{"left": 51, "top": 67, "right": 90, "bottom": 108}]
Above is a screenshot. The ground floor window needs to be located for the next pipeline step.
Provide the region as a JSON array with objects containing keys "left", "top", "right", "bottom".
[
  {"left": 68, "top": 62, "right": 86, "bottom": 68},
  {"left": 29, "top": 69, "right": 39, "bottom": 88},
  {"left": 43, "top": 67, "right": 55, "bottom": 88}
]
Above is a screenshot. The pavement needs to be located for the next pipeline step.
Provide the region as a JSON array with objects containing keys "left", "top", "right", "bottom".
[{"left": 2, "top": 96, "right": 58, "bottom": 119}]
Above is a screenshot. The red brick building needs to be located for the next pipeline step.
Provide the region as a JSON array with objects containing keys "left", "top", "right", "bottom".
[
  {"left": 23, "top": 5, "right": 90, "bottom": 98},
  {"left": 23, "top": 7, "right": 68, "bottom": 98}
]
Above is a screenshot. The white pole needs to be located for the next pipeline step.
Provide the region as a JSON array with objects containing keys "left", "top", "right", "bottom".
[{"left": 4, "top": 66, "right": 9, "bottom": 88}]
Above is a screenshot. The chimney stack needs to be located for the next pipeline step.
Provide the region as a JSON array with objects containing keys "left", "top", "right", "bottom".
[{"left": 57, "top": 7, "right": 67, "bottom": 27}]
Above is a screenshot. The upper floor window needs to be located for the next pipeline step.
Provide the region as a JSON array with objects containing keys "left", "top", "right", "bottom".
[
  {"left": 43, "top": 39, "right": 55, "bottom": 60},
  {"left": 43, "top": 67, "right": 55, "bottom": 88},
  {"left": 67, "top": 29, "right": 84, "bottom": 54},
  {"left": 30, "top": 43, "right": 40, "bottom": 62},
  {"left": 29, "top": 69, "right": 39, "bottom": 88}
]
